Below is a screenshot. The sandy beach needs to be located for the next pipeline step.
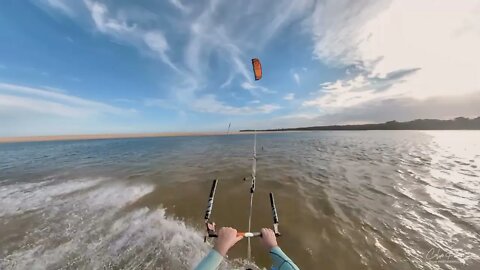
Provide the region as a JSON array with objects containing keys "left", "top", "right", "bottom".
[{"left": 0, "top": 131, "right": 258, "bottom": 144}]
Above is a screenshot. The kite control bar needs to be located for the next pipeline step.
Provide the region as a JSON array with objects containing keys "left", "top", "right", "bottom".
[
  {"left": 203, "top": 179, "right": 280, "bottom": 241},
  {"left": 207, "top": 225, "right": 263, "bottom": 238}
]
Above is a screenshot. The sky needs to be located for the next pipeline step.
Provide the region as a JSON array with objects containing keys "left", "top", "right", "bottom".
[{"left": 0, "top": 0, "right": 479, "bottom": 136}]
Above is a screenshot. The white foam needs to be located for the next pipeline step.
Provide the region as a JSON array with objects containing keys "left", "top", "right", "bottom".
[
  {"left": 0, "top": 178, "right": 250, "bottom": 269},
  {"left": 0, "top": 178, "right": 104, "bottom": 217}
]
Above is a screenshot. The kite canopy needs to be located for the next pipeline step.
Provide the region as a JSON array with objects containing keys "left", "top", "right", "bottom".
[{"left": 251, "top": 58, "right": 262, "bottom": 81}]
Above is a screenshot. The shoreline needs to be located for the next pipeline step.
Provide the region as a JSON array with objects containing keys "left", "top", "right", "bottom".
[
  {"left": 0, "top": 131, "right": 287, "bottom": 144},
  {"left": 1, "top": 129, "right": 477, "bottom": 144}
]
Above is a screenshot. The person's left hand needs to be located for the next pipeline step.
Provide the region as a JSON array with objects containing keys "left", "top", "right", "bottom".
[{"left": 213, "top": 227, "right": 243, "bottom": 256}]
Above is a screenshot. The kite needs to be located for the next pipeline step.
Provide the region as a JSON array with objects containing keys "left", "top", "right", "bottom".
[{"left": 251, "top": 58, "right": 262, "bottom": 81}]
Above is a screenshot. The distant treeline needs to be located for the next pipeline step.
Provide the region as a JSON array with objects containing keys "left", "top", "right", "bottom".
[{"left": 240, "top": 117, "right": 480, "bottom": 132}]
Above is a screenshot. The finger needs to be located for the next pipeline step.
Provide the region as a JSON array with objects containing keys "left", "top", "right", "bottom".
[
  {"left": 207, "top": 223, "right": 215, "bottom": 230},
  {"left": 235, "top": 235, "right": 244, "bottom": 242}
]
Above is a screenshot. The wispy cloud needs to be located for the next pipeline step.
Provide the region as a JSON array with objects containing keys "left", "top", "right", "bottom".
[
  {"left": 303, "top": 69, "right": 419, "bottom": 112},
  {"left": 0, "top": 82, "right": 134, "bottom": 117},
  {"left": 283, "top": 93, "right": 295, "bottom": 100},
  {"left": 241, "top": 81, "right": 276, "bottom": 96},
  {"left": 192, "top": 95, "right": 280, "bottom": 115},
  {"left": 114, "top": 98, "right": 136, "bottom": 104},
  {"left": 66, "top": 76, "right": 81, "bottom": 82},
  {"left": 144, "top": 98, "right": 177, "bottom": 110},
  {"left": 220, "top": 74, "right": 234, "bottom": 89},
  {"left": 145, "top": 95, "right": 280, "bottom": 116},
  {"left": 293, "top": 73, "right": 300, "bottom": 85},
  {"left": 253, "top": 0, "right": 315, "bottom": 47},
  {"left": 41, "top": 86, "right": 69, "bottom": 94},
  {"left": 83, "top": 0, "right": 178, "bottom": 71},
  {"left": 44, "top": 0, "right": 75, "bottom": 17},
  {"left": 183, "top": 0, "right": 252, "bottom": 86},
  {"left": 65, "top": 36, "right": 74, "bottom": 43},
  {"left": 168, "top": 0, "right": 191, "bottom": 14}
]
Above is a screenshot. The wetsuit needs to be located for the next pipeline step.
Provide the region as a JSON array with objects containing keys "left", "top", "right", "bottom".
[{"left": 194, "top": 246, "right": 300, "bottom": 270}]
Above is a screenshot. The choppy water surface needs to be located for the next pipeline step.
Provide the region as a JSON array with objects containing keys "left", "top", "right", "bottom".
[{"left": 0, "top": 131, "right": 479, "bottom": 269}]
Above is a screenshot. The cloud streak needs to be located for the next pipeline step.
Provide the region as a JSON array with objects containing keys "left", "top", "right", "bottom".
[
  {"left": 303, "top": 68, "right": 419, "bottom": 112},
  {"left": 192, "top": 95, "right": 280, "bottom": 115},
  {"left": 241, "top": 82, "right": 276, "bottom": 96},
  {"left": 0, "top": 83, "right": 134, "bottom": 117},
  {"left": 293, "top": 73, "right": 300, "bottom": 85},
  {"left": 283, "top": 93, "right": 295, "bottom": 100},
  {"left": 43, "top": 0, "right": 75, "bottom": 17},
  {"left": 168, "top": 0, "right": 191, "bottom": 14},
  {"left": 146, "top": 95, "right": 280, "bottom": 116},
  {"left": 84, "top": 0, "right": 178, "bottom": 71}
]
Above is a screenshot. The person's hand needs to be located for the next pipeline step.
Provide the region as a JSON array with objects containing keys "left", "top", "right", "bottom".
[
  {"left": 260, "top": 228, "right": 278, "bottom": 250},
  {"left": 213, "top": 227, "right": 243, "bottom": 256}
]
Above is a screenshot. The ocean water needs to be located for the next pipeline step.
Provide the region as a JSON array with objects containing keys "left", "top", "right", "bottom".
[{"left": 0, "top": 131, "right": 479, "bottom": 269}]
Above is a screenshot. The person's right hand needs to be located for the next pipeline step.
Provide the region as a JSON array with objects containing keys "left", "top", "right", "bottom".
[{"left": 260, "top": 228, "right": 278, "bottom": 250}]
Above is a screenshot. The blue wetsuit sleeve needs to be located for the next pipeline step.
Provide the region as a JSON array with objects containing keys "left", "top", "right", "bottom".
[
  {"left": 193, "top": 249, "right": 224, "bottom": 270},
  {"left": 269, "top": 247, "right": 300, "bottom": 270}
]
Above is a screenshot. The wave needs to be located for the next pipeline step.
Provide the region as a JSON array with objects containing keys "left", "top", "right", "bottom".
[{"left": 0, "top": 178, "right": 251, "bottom": 269}]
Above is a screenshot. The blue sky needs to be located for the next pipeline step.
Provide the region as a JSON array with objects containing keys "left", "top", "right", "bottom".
[{"left": 1, "top": 0, "right": 479, "bottom": 136}]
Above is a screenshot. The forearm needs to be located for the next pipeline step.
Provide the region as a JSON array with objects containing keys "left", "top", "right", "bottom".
[
  {"left": 193, "top": 249, "right": 224, "bottom": 270},
  {"left": 269, "top": 247, "right": 300, "bottom": 270}
]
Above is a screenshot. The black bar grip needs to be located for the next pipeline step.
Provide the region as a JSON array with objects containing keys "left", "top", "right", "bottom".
[
  {"left": 208, "top": 232, "right": 218, "bottom": 238},
  {"left": 250, "top": 177, "right": 256, "bottom": 193},
  {"left": 204, "top": 179, "right": 218, "bottom": 220},
  {"left": 270, "top": 193, "right": 279, "bottom": 224}
]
